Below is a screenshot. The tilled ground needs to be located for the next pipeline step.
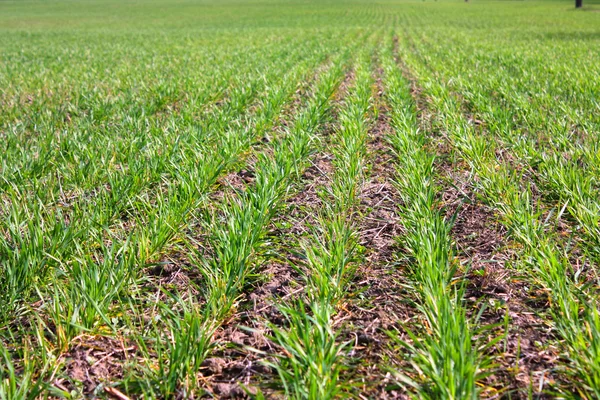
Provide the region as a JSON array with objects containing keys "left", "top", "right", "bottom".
[
  {"left": 49, "top": 53, "right": 575, "bottom": 400},
  {"left": 197, "top": 71, "right": 354, "bottom": 398}
]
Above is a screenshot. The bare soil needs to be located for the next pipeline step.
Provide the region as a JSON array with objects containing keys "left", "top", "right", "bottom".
[{"left": 196, "top": 70, "right": 353, "bottom": 398}]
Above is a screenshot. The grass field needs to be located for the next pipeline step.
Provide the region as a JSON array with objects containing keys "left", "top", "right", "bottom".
[{"left": 1, "top": 0, "right": 600, "bottom": 398}]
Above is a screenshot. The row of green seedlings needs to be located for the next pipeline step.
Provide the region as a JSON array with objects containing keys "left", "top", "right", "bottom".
[
  {"left": 0, "top": 34, "right": 301, "bottom": 197},
  {"left": 437, "top": 91, "right": 600, "bottom": 398},
  {"left": 121, "top": 54, "right": 352, "bottom": 399},
  {"left": 402, "top": 42, "right": 600, "bottom": 397},
  {"left": 412, "top": 28, "right": 600, "bottom": 264},
  {"left": 53, "top": 50, "right": 322, "bottom": 349},
  {"left": 402, "top": 25, "right": 600, "bottom": 395},
  {"left": 264, "top": 46, "right": 374, "bottom": 399},
  {"left": 0, "top": 43, "right": 335, "bottom": 400},
  {"left": 0, "top": 61, "right": 299, "bottom": 399},
  {"left": 9, "top": 43, "right": 312, "bottom": 338},
  {"left": 381, "top": 35, "right": 499, "bottom": 400},
  {"left": 0, "top": 34, "right": 319, "bottom": 329},
  {"left": 0, "top": 31, "right": 308, "bottom": 182},
  {"left": 87, "top": 50, "right": 335, "bottom": 395}
]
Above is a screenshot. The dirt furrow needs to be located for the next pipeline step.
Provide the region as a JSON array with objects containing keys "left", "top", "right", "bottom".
[
  {"left": 197, "top": 70, "right": 354, "bottom": 398},
  {"left": 337, "top": 68, "right": 412, "bottom": 399},
  {"left": 200, "top": 151, "right": 335, "bottom": 398},
  {"left": 441, "top": 167, "right": 559, "bottom": 399}
]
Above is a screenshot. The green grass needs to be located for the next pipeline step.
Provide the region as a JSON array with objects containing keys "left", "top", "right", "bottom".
[
  {"left": 381, "top": 34, "right": 499, "bottom": 399},
  {"left": 1, "top": 0, "right": 600, "bottom": 398},
  {"left": 266, "top": 42, "right": 375, "bottom": 399}
]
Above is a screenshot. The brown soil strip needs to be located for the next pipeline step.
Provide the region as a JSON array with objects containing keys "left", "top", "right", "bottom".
[
  {"left": 441, "top": 168, "right": 560, "bottom": 399},
  {"left": 335, "top": 67, "right": 413, "bottom": 399},
  {"left": 196, "top": 69, "right": 354, "bottom": 398},
  {"left": 199, "top": 157, "right": 331, "bottom": 398}
]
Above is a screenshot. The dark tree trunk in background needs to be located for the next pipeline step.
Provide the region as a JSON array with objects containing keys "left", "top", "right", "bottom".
[{"left": 576, "top": 0, "right": 582, "bottom": 8}]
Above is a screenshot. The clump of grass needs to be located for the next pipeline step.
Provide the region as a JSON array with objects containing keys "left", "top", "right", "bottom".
[{"left": 266, "top": 302, "right": 346, "bottom": 399}]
